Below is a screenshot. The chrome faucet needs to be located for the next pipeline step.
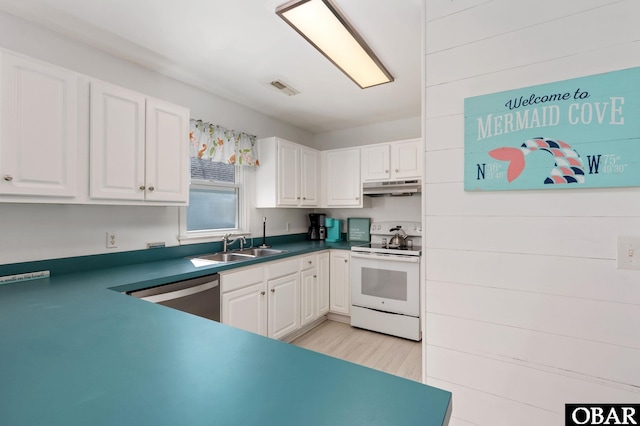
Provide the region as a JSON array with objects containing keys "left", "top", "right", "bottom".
[{"left": 222, "top": 234, "right": 246, "bottom": 252}]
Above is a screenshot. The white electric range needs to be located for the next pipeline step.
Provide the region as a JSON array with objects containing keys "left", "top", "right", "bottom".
[{"left": 350, "top": 221, "right": 422, "bottom": 341}]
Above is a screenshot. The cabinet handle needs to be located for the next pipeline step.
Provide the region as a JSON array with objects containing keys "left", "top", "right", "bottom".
[
  {"left": 385, "top": 170, "right": 389, "bottom": 173},
  {"left": 395, "top": 169, "right": 399, "bottom": 173},
  {"left": 297, "top": 196, "right": 301, "bottom": 200},
  {"left": 139, "top": 185, "right": 146, "bottom": 190},
  {"left": 308, "top": 261, "right": 312, "bottom": 264},
  {"left": 148, "top": 186, "right": 155, "bottom": 192},
  {"left": 313, "top": 275, "right": 317, "bottom": 278},
  {"left": 260, "top": 291, "right": 266, "bottom": 296},
  {"left": 271, "top": 288, "right": 275, "bottom": 293},
  {"left": 3, "top": 175, "right": 13, "bottom": 182},
  {"left": 303, "top": 197, "right": 306, "bottom": 200},
  {"left": 344, "top": 259, "right": 348, "bottom": 263},
  {"left": 355, "top": 197, "right": 359, "bottom": 200}
]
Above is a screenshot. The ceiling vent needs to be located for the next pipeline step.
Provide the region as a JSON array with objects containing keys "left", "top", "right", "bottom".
[{"left": 270, "top": 80, "right": 300, "bottom": 96}]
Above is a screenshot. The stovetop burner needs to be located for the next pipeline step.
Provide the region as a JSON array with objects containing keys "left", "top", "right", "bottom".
[{"left": 351, "top": 221, "right": 422, "bottom": 257}]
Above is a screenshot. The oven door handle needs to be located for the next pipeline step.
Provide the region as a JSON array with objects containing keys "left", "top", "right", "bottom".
[{"left": 350, "top": 252, "right": 420, "bottom": 263}]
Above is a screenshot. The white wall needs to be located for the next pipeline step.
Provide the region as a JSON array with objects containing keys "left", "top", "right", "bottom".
[
  {"left": 313, "top": 116, "right": 421, "bottom": 150},
  {"left": 320, "top": 195, "right": 422, "bottom": 229},
  {"left": 423, "top": 1, "right": 640, "bottom": 425},
  {"left": 0, "top": 10, "right": 313, "bottom": 265}
]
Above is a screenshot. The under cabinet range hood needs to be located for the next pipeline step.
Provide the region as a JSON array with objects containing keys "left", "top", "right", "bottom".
[{"left": 362, "top": 180, "right": 422, "bottom": 197}]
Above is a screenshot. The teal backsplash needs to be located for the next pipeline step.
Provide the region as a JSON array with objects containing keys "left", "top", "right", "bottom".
[{"left": 0, "top": 233, "right": 308, "bottom": 277}]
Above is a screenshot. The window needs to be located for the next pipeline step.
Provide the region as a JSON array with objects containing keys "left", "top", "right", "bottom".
[
  {"left": 187, "top": 182, "right": 238, "bottom": 231},
  {"left": 180, "top": 158, "right": 247, "bottom": 241}
]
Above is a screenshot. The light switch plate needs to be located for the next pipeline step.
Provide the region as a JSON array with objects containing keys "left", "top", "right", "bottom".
[{"left": 617, "top": 236, "right": 640, "bottom": 270}]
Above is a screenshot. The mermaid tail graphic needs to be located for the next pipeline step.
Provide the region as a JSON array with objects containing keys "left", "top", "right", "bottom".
[{"left": 489, "top": 137, "right": 585, "bottom": 184}]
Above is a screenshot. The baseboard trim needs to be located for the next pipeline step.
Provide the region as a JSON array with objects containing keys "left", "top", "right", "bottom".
[
  {"left": 281, "top": 316, "right": 327, "bottom": 343},
  {"left": 326, "top": 312, "right": 351, "bottom": 324}
]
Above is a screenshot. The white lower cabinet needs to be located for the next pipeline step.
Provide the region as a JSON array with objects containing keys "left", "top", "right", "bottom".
[
  {"left": 267, "top": 271, "right": 300, "bottom": 340},
  {"left": 220, "top": 264, "right": 267, "bottom": 336},
  {"left": 300, "top": 252, "right": 330, "bottom": 327},
  {"left": 220, "top": 250, "right": 332, "bottom": 340},
  {"left": 222, "top": 281, "right": 267, "bottom": 336},
  {"left": 329, "top": 250, "right": 351, "bottom": 315}
]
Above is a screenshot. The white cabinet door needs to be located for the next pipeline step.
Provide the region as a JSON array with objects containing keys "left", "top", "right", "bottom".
[
  {"left": 222, "top": 282, "right": 267, "bottom": 336},
  {"left": 145, "top": 98, "right": 189, "bottom": 203},
  {"left": 324, "top": 148, "right": 361, "bottom": 207},
  {"left": 329, "top": 250, "right": 351, "bottom": 315},
  {"left": 392, "top": 138, "right": 422, "bottom": 179},
  {"left": 277, "top": 139, "right": 300, "bottom": 206},
  {"left": 300, "top": 267, "right": 317, "bottom": 327},
  {"left": 90, "top": 85, "right": 188, "bottom": 204},
  {"left": 300, "top": 147, "right": 318, "bottom": 206},
  {"left": 268, "top": 272, "right": 300, "bottom": 340},
  {"left": 90, "top": 81, "right": 146, "bottom": 200},
  {"left": 0, "top": 52, "right": 78, "bottom": 197},
  {"left": 317, "top": 251, "right": 330, "bottom": 316},
  {"left": 255, "top": 137, "right": 318, "bottom": 208},
  {"left": 361, "top": 144, "right": 390, "bottom": 182}
]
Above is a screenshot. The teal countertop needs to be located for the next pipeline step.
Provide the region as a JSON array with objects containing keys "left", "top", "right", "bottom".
[{"left": 0, "top": 238, "right": 451, "bottom": 425}]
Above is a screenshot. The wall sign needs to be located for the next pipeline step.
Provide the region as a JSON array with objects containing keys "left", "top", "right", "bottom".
[{"left": 464, "top": 67, "right": 640, "bottom": 191}]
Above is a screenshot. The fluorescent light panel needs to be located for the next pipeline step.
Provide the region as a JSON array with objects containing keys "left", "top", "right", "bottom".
[{"left": 276, "top": 0, "right": 393, "bottom": 89}]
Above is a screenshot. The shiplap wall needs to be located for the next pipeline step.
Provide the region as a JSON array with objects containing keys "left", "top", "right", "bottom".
[{"left": 423, "top": 1, "right": 640, "bottom": 425}]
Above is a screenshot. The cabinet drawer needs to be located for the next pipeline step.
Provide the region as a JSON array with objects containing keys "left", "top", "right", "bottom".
[
  {"left": 300, "top": 254, "right": 316, "bottom": 270},
  {"left": 220, "top": 264, "right": 265, "bottom": 293},
  {"left": 267, "top": 258, "right": 299, "bottom": 279}
]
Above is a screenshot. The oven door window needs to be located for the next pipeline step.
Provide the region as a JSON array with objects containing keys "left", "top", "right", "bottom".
[
  {"left": 350, "top": 254, "right": 420, "bottom": 316},
  {"left": 361, "top": 267, "right": 407, "bottom": 301}
]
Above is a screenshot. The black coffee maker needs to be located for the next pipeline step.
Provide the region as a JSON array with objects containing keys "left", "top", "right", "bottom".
[{"left": 308, "top": 213, "right": 326, "bottom": 240}]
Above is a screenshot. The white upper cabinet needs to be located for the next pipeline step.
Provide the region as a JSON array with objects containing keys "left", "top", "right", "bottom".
[
  {"left": 90, "top": 81, "right": 145, "bottom": 200},
  {"left": 361, "top": 138, "right": 422, "bottom": 182},
  {"left": 392, "top": 138, "right": 422, "bottom": 179},
  {"left": 255, "top": 137, "right": 319, "bottom": 208},
  {"left": 276, "top": 139, "right": 299, "bottom": 206},
  {"left": 299, "top": 146, "right": 319, "bottom": 206},
  {"left": 0, "top": 51, "right": 78, "bottom": 197},
  {"left": 322, "top": 147, "right": 362, "bottom": 207},
  {"left": 361, "top": 144, "right": 390, "bottom": 181},
  {"left": 90, "top": 80, "right": 189, "bottom": 204},
  {"left": 144, "top": 98, "right": 189, "bottom": 203}
]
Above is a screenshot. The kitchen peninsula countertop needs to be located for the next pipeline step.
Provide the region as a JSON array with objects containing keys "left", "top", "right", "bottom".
[{"left": 0, "top": 239, "right": 451, "bottom": 425}]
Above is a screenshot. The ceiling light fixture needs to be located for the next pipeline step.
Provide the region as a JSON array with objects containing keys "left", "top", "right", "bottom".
[{"left": 276, "top": 0, "right": 394, "bottom": 89}]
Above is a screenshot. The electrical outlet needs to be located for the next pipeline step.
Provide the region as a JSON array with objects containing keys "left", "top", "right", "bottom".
[
  {"left": 285, "top": 222, "right": 290, "bottom": 232},
  {"left": 617, "top": 236, "right": 640, "bottom": 270},
  {"left": 106, "top": 232, "right": 118, "bottom": 249}
]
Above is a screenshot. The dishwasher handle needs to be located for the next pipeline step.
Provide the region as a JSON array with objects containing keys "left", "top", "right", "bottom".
[{"left": 138, "top": 280, "right": 218, "bottom": 304}]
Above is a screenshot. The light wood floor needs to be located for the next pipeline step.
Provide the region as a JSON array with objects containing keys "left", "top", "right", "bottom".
[{"left": 291, "top": 320, "right": 422, "bottom": 382}]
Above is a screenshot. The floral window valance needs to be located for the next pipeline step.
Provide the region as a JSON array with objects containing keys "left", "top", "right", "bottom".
[{"left": 189, "top": 119, "right": 259, "bottom": 167}]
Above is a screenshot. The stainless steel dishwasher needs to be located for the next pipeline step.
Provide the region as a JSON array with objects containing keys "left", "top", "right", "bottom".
[{"left": 128, "top": 274, "right": 220, "bottom": 322}]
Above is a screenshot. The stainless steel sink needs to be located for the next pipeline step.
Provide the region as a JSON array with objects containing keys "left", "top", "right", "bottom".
[
  {"left": 196, "top": 252, "right": 255, "bottom": 263},
  {"left": 235, "top": 248, "right": 288, "bottom": 257},
  {"left": 189, "top": 247, "right": 287, "bottom": 266}
]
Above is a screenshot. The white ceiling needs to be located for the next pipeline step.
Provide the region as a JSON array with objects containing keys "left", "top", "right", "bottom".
[{"left": 0, "top": 0, "right": 423, "bottom": 134}]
